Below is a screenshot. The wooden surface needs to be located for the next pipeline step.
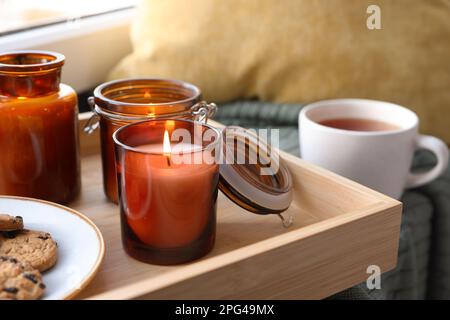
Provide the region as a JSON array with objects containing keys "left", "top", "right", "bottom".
[{"left": 74, "top": 114, "right": 402, "bottom": 300}]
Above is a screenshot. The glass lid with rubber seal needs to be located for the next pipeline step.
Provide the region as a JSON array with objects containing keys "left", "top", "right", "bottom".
[{"left": 218, "top": 126, "right": 294, "bottom": 227}]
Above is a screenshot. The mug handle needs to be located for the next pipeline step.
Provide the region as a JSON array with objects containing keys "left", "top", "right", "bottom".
[{"left": 405, "top": 134, "right": 449, "bottom": 189}]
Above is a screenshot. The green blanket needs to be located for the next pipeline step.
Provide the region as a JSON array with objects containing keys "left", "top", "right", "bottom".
[{"left": 216, "top": 101, "right": 450, "bottom": 300}]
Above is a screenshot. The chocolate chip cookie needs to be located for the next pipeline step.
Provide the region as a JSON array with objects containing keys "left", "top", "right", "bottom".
[
  {"left": 0, "top": 230, "right": 58, "bottom": 272},
  {"left": 0, "top": 214, "right": 24, "bottom": 232},
  {"left": 0, "top": 256, "right": 45, "bottom": 300}
]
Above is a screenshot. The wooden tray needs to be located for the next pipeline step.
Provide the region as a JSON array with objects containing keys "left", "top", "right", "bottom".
[{"left": 74, "top": 113, "right": 402, "bottom": 299}]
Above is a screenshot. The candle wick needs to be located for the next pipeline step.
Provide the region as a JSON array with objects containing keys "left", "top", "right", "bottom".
[{"left": 166, "top": 154, "right": 171, "bottom": 167}]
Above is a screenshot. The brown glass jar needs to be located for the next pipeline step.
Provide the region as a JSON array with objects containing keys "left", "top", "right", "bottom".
[
  {"left": 87, "top": 79, "right": 217, "bottom": 203},
  {"left": 0, "top": 51, "right": 81, "bottom": 204}
]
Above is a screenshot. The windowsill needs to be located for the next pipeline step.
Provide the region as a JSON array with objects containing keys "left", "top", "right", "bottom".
[{"left": 0, "top": 8, "right": 134, "bottom": 93}]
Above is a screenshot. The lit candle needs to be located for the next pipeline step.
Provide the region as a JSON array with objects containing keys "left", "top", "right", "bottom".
[{"left": 114, "top": 119, "right": 221, "bottom": 265}]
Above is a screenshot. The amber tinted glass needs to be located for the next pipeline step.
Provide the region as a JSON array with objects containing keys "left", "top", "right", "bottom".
[
  {"left": 94, "top": 78, "right": 201, "bottom": 117},
  {"left": 0, "top": 51, "right": 80, "bottom": 204},
  {"left": 0, "top": 51, "right": 64, "bottom": 97}
]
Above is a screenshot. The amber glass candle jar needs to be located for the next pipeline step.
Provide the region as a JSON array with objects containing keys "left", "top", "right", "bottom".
[
  {"left": 114, "top": 119, "right": 220, "bottom": 265},
  {"left": 0, "top": 51, "right": 80, "bottom": 204},
  {"left": 87, "top": 79, "right": 216, "bottom": 203},
  {"left": 114, "top": 119, "right": 295, "bottom": 266}
]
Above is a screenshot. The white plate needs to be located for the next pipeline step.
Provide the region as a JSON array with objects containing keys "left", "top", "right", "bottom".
[{"left": 0, "top": 196, "right": 105, "bottom": 300}]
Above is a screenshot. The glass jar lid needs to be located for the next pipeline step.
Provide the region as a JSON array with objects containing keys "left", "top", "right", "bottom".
[{"left": 219, "top": 126, "right": 294, "bottom": 227}]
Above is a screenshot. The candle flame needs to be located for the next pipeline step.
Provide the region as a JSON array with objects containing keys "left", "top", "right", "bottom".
[
  {"left": 165, "top": 120, "right": 175, "bottom": 131},
  {"left": 163, "top": 130, "right": 171, "bottom": 154}
]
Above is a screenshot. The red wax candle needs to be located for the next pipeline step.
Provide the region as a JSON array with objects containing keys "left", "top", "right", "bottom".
[
  {"left": 124, "top": 144, "right": 217, "bottom": 248},
  {"left": 114, "top": 120, "right": 220, "bottom": 265}
]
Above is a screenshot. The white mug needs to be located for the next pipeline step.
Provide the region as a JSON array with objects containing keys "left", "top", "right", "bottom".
[{"left": 299, "top": 99, "right": 449, "bottom": 199}]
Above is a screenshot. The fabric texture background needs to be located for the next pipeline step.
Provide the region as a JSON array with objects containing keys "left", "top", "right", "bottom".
[
  {"left": 110, "top": 0, "right": 450, "bottom": 144},
  {"left": 215, "top": 101, "right": 450, "bottom": 299}
]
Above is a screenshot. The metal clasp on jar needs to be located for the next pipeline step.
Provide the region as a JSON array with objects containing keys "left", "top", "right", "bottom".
[
  {"left": 190, "top": 101, "right": 218, "bottom": 123},
  {"left": 83, "top": 96, "right": 100, "bottom": 135},
  {"left": 83, "top": 97, "right": 218, "bottom": 135}
]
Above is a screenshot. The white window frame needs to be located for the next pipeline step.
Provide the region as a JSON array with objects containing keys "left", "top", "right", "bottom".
[{"left": 0, "top": 8, "right": 134, "bottom": 92}]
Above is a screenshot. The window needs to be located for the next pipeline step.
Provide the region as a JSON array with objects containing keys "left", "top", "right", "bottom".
[
  {"left": 0, "top": 1, "right": 135, "bottom": 94},
  {"left": 0, "top": 0, "right": 137, "bottom": 36}
]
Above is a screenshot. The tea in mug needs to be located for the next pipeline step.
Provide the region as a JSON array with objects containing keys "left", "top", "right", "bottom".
[{"left": 319, "top": 118, "right": 400, "bottom": 132}]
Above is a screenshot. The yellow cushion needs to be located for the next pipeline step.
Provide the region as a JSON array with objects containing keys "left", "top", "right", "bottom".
[{"left": 110, "top": 0, "right": 450, "bottom": 143}]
